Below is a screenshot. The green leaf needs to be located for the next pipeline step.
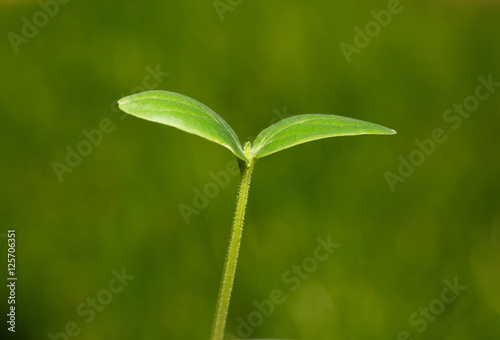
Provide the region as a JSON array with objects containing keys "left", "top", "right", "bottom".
[
  {"left": 251, "top": 114, "right": 396, "bottom": 159},
  {"left": 118, "top": 90, "right": 248, "bottom": 162}
]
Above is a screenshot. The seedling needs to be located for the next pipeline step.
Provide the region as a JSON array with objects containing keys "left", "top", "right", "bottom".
[{"left": 118, "top": 90, "right": 396, "bottom": 340}]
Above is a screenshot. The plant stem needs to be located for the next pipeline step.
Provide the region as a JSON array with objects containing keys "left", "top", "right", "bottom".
[{"left": 210, "top": 155, "right": 255, "bottom": 340}]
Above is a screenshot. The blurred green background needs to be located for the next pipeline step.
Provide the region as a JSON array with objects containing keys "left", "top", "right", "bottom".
[{"left": 1, "top": 0, "right": 499, "bottom": 339}]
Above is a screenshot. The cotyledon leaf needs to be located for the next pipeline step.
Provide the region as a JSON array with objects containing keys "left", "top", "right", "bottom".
[
  {"left": 251, "top": 114, "right": 396, "bottom": 159},
  {"left": 118, "top": 91, "right": 248, "bottom": 162}
]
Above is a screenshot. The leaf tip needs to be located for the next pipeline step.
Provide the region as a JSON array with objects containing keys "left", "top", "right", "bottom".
[{"left": 117, "top": 96, "right": 130, "bottom": 109}]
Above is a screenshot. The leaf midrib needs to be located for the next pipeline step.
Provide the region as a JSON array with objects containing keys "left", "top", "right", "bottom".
[
  {"left": 124, "top": 94, "right": 243, "bottom": 151},
  {"left": 253, "top": 116, "right": 346, "bottom": 155}
]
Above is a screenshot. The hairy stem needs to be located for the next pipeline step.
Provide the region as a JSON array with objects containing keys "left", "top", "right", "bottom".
[{"left": 210, "top": 154, "right": 255, "bottom": 340}]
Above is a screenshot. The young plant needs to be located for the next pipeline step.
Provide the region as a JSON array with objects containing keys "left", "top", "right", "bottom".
[{"left": 118, "top": 90, "right": 396, "bottom": 340}]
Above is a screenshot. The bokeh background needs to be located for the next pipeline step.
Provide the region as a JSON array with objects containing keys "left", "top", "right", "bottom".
[{"left": 1, "top": 0, "right": 499, "bottom": 339}]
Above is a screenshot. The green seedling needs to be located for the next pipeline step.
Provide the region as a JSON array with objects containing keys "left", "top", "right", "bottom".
[{"left": 118, "top": 90, "right": 396, "bottom": 340}]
